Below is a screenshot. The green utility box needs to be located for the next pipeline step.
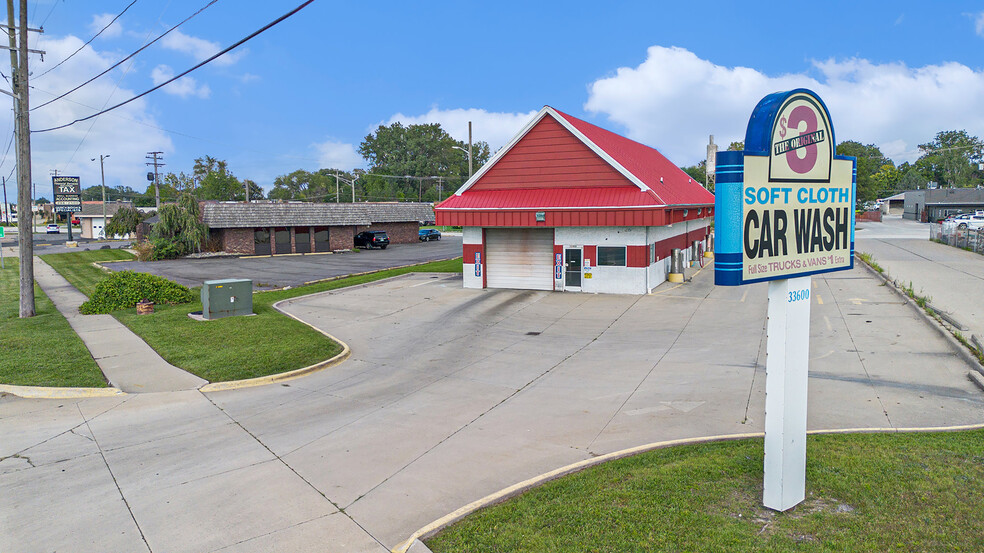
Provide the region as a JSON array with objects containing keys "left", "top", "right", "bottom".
[{"left": 201, "top": 279, "right": 253, "bottom": 320}]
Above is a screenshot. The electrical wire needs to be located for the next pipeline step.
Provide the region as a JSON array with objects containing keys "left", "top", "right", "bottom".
[
  {"left": 31, "top": 0, "right": 220, "bottom": 112},
  {"left": 34, "top": 0, "right": 140, "bottom": 80},
  {"left": 32, "top": 0, "right": 316, "bottom": 132}
]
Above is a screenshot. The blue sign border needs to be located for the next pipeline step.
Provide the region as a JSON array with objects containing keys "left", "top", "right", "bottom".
[{"left": 715, "top": 88, "right": 856, "bottom": 286}]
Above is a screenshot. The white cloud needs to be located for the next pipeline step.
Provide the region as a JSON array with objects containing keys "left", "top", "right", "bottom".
[
  {"left": 385, "top": 107, "right": 538, "bottom": 151},
  {"left": 312, "top": 139, "right": 364, "bottom": 170},
  {"left": 151, "top": 64, "right": 211, "bottom": 99},
  {"left": 975, "top": 12, "right": 984, "bottom": 37},
  {"left": 25, "top": 35, "right": 173, "bottom": 194},
  {"left": 239, "top": 73, "right": 260, "bottom": 84},
  {"left": 160, "top": 29, "right": 245, "bottom": 66},
  {"left": 89, "top": 13, "right": 123, "bottom": 39},
  {"left": 584, "top": 46, "right": 984, "bottom": 165}
]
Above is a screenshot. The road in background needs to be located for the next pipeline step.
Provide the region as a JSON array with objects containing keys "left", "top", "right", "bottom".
[{"left": 856, "top": 215, "right": 984, "bottom": 345}]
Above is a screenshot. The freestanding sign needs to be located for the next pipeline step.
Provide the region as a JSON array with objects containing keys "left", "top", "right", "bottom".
[
  {"left": 715, "top": 89, "right": 856, "bottom": 511},
  {"left": 52, "top": 176, "right": 82, "bottom": 213}
]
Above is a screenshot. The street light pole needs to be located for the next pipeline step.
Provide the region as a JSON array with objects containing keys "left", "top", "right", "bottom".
[{"left": 93, "top": 154, "right": 109, "bottom": 238}]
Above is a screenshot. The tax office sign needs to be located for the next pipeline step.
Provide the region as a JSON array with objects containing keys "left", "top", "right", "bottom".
[
  {"left": 714, "top": 89, "right": 856, "bottom": 513},
  {"left": 715, "top": 89, "right": 856, "bottom": 285}
]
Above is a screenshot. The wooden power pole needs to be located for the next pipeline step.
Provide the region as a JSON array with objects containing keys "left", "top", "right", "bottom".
[
  {"left": 7, "top": 0, "right": 43, "bottom": 318},
  {"left": 146, "top": 151, "right": 164, "bottom": 209}
]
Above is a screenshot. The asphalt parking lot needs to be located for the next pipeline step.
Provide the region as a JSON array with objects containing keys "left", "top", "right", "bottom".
[{"left": 108, "top": 236, "right": 463, "bottom": 289}]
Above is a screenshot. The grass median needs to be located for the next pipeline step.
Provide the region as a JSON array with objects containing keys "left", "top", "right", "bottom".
[
  {"left": 0, "top": 257, "right": 107, "bottom": 387},
  {"left": 426, "top": 429, "right": 984, "bottom": 552},
  {"left": 39, "top": 251, "right": 463, "bottom": 383}
]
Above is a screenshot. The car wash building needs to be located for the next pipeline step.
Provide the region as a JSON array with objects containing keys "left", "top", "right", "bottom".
[{"left": 435, "top": 106, "right": 715, "bottom": 294}]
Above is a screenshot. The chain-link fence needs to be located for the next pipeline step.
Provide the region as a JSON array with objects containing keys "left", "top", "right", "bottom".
[{"left": 931, "top": 223, "right": 984, "bottom": 254}]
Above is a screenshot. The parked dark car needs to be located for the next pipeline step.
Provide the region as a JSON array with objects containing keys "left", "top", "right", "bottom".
[
  {"left": 418, "top": 228, "right": 441, "bottom": 241},
  {"left": 354, "top": 230, "right": 389, "bottom": 249}
]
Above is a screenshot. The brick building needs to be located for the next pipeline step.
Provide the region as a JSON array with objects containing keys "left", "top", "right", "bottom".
[{"left": 201, "top": 201, "right": 434, "bottom": 255}]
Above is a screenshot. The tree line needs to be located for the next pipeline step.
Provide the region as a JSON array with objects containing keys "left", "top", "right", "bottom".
[
  {"left": 77, "top": 122, "right": 491, "bottom": 206},
  {"left": 683, "top": 130, "right": 984, "bottom": 204}
]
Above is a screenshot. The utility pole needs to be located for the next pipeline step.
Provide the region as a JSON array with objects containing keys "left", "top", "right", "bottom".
[
  {"left": 146, "top": 151, "right": 164, "bottom": 210},
  {"left": 92, "top": 155, "right": 109, "bottom": 238},
  {"left": 334, "top": 172, "right": 339, "bottom": 203},
  {"left": 243, "top": 178, "right": 249, "bottom": 202},
  {"left": 468, "top": 121, "right": 473, "bottom": 177},
  {"left": 7, "top": 0, "right": 44, "bottom": 318},
  {"left": 2, "top": 176, "right": 8, "bottom": 224}
]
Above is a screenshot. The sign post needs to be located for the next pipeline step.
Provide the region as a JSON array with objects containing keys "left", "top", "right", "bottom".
[
  {"left": 52, "top": 176, "right": 82, "bottom": 242},
  {"left": 0, "top": 225, "right": 4, "bottom": 269},
  {"left": 715, "top": 89, "right": 856, "bottom": 511}
]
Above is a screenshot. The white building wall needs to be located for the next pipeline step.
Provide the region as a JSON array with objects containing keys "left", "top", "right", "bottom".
[
  {"left": 462, "top": 226, "right": 483, "bottom": 289},
  {"left": 555, "top": 226, "right": 648, "bottom": 295},
  {"left": 467, "top": 219, "right": 712, "bottom": 295}
]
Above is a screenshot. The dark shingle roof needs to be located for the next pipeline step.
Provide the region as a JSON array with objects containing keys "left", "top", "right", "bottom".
[
  {"left": 201, "top": 202, "right": 435, "bottom": 228},
  {"left": 78, "top": 201, "right": 133, "bottom": 217}
]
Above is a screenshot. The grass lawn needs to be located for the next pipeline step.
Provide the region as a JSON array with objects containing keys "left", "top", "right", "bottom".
[
  {"left": 0, "top": 257, "right": 107, "bottom": 387},
  {"left": 40, "top": 251, "right": 463, "bottom": 383},
  {"left": 426, "top": 430, "right": 984, "bottom": 552},
  {"left": 40, "top": 249, "right": 135, "bottom": 297}
]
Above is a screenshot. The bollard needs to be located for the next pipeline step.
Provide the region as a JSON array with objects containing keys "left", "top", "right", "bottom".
[
  {"left": 668, "top": 248, "right": 684, "bottom": 283},
  {"left": 705, "top": 233, "right": 715, "bottom": 258}
]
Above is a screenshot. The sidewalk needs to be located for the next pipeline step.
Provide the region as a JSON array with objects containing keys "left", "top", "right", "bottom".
[{"left": 33, "top": 257, "right": 207, "bottom": 393}]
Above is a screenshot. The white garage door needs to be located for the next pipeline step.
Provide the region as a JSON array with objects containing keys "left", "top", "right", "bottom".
[{"left": 486, "top": 228, "right": 554, "bottom": 290}]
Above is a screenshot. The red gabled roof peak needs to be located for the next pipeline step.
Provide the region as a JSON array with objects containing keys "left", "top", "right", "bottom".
[{"left": 548, "top": 107, "right": 714, "bottom": 206}]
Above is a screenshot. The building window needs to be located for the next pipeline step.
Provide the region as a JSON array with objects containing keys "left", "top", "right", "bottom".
[
  {"left": 649, "top": 243, "right": 656, "bottom": 264},
  {"left": 597, "top": 246, "right": 626, "bottom": 266}
]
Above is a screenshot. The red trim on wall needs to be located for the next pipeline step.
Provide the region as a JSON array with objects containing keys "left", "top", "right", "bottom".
[
  {"left": 583, "top": 245, "right": 597, "bottom": 268},
  {"left": 436, "top": 208, "right": 686, "bottom": 228},
  {"left": 462, "top": 241, "right": 486, "bottom": 288},
  {"left": 626, "top": 245, "right": 648, "bottom": 268}
]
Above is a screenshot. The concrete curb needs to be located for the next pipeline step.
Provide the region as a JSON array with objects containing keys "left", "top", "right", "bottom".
[
  {"left": 199, "top": 300, "right": 352, "bottom": 392},
  {"left": 392, "top": 423, "right": 984, "bottom": 553},
  {"left": 0, "top": 384, "right": 125, "bottom": 399},
  {"left": 854, "top": 253, "right": 984, "bottom": 382}
]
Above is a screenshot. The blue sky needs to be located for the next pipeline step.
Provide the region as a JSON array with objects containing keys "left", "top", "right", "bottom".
[{"left": 11, "top": 0, "right": 984, "bottom": 197}]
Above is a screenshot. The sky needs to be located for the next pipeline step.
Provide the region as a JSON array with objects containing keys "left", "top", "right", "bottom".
[{"left": 6, "top": 0, "right": 984, "bottom": 199}]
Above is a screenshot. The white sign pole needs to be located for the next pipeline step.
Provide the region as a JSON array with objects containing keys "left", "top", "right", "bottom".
[{"left": 763, "top": 275, "right": 811, "bottom": 511}]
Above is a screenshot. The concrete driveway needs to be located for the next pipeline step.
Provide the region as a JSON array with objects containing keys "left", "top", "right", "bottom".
[
  {"left": 109, "top": 237, "right": 462, "bottom": 289},
  {"left": 2, "top": 264, "right": 981, "bottom": 552},
  {"left": 856, "top": 215, "right": 984, "bottom": 344}
]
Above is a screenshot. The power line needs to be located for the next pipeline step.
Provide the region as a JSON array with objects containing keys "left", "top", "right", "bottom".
[
  {"left": 34, "top": 0, "right": 140, "bottom": 80},
  {"left": 31, "top": 0, "right": 220, "bottom": 112},
  {"left": 32, "top": 0, "right": 316, "bottom": 132}
]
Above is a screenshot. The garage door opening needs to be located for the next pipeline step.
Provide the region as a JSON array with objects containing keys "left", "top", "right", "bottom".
[{"left": 485, "top": 228, "right": 554, "bottom": 290}]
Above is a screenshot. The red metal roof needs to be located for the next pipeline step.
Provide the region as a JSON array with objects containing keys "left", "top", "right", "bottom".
[
  {"left": 436, "top": 106, "right": 713, "bottom": 220},
  {"left": 437, "top": 186, "right": 660, "bottom": 209},
  {"left": 551, "top": 108, "right": 714, "bottom": 206}
]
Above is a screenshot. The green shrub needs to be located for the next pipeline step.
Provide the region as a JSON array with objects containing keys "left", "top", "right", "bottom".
[
  {"left": 79, "top": 270, "right": 195, "bottom": 314},
  {"left": 150, "top": 237, "right": 184, "bottom": 260}
]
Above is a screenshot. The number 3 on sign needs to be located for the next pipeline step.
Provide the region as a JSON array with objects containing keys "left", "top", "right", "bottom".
[{"left": 788, "top": 289, "right": 810, "bottom": 302}]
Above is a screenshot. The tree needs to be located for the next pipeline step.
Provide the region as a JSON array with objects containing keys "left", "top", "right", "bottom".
[
  {"left": 148, "top": 194, "right": 208, "bottom": 260},
  {"left": 104, "top": 205, "right": 143, "bottom": 238},
  {"left": 836, "top": 141, "right": 892, "bottom": 203},
  {"left": 358, "top": 122, "right": 491, "bottom": 202},
  {"left": 192, "top": 156, "right": 255, "bottom": 201},
  {"left": 728, "top": 141, "right": 744, "bottom": 151},
  {"left": 916, "top": 130, "right": 984, "bottom": 188}
]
